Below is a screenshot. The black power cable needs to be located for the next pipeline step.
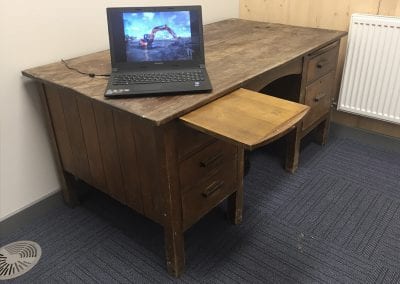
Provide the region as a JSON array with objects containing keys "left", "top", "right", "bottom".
[{"left": 61, "top": 59, "right": 110, "bottom": 78}]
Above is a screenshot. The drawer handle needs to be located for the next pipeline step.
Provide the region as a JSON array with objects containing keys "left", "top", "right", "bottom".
[
  {"left": 200, "top": 153, "right": 223, "bottom": 168},
  {"left": 314, "top": 92, "right": 327, "bottom": 102},
  {"left": 316, "top": 59, "right": 328, "bottom": 69},
  {"left": 202, "top": 181, "right": 225, "bottom": 198}
]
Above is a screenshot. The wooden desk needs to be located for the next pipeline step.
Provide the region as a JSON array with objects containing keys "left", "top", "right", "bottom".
[{"left": 23, "top": 19, "right": 346, "bottom": 276}]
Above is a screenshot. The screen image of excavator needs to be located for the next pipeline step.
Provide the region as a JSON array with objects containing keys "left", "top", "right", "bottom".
[{"left": 123, "top": 11, "right": 196, "bottom": 62}]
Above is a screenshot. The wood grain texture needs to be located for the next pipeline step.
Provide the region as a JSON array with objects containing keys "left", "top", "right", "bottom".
[
  {"left": 45, "top": 85, "right": 75, "bottom": 174},
  {"left": 181, "top": 166, "right": 237, "bottom": 229},
  {"left": 131, "top": 118, "right": 165, "bottom": 223},
  {"left": 242, "top": 59, "right": 303, "bottom": 92},
  {"left": 227, "top": 146, "right": 244, "bottom": 225},
  {"left": 92, "top": 101, "right": 126, "bottom": 203},
  {"left": 75, "top": 95, "right": 107, "bottom": 191},
  {"left": 303, "top": 72, "right": 335, "bottom": 130},
  {"left": 180, "top": 88, "right": 309, "bottom": 150},
  {"left": 154, "top": 122, "right": 185, "bottom": 277},
  {"left": 240, "top": 0, "right": 380, "bottom": 30},
  {"left": 285, "top": 125, "right": 302, "bottom": 173},
  {"left": 175, "top": 122, "right": 216, "bottom": 161},
  {"left": 179, "top": 140, "right": 231, "bottom": 192},
  {"left": 332, "top": 111, "right": 400, "bottom": 137},
  {"left": 379, "top": 0, "right": 400, "bottom": 16},
  {"left": 22, "top": 19, "right": 344, "bottom": 126},
  {"left": 113, "top": 110, "right": 144, "bottom": 214},
  {"left": 60, "top": 90, "right": 92, "bottom": 185},
  {"left": 314, "top": 115, "right": 332, "bottom": 146},
  {"left": 37, "top": 84, "right": 79, "bottom": 206},
  {"left": 306, "top": 42, "right": 340, "bottom": 84}
]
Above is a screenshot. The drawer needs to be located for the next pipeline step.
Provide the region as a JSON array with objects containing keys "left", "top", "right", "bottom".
[
  {"left": 176, "top": 122, "right": 216, "bottom": 161},
  {"left": 182, "top": 164, "right": 237, "bottom": 229},
  {"left": 302, "top": 72, "right": 334, "bottom": 130},
  {"left": 306, "top": 44, "right": 339, "bottom": 83},
  {"left": 179, "top": 140, "right": 237, "bottom": 191}
]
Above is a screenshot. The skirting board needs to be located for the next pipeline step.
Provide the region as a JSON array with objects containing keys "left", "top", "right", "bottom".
[
  {"left": 0, "top": 188, "right": 61, "bottom": 222},
  {"left": 332, "top": 110, "right": 400, "bottom": 139}
]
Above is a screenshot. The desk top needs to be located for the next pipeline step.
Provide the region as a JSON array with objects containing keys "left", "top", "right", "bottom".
[{"left": 23, "top": 19, "right": 346, "bottom": 126}]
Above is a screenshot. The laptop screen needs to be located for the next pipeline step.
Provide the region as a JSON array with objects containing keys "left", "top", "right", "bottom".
[{"left": 107, "top": 6, "right": 205, "bottom": 70}]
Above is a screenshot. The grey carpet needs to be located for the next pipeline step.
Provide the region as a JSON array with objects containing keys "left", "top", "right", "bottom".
[{"left": 2, "top": 136, "right": 400, "bottom": 283}]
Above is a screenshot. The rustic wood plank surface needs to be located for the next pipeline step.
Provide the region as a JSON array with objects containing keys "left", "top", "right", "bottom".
[
  {"left": 45, "top": 85, "right": 75, "bottom": 174},
  {"left": 113, "top": 110, "right": 144, "bottom": 214},
  {"left": 75, "top": 95, "right": 107, "bottom": 192},
  {"left": 131, "top": 118, "right": 164, "bottom": 223},
  {"left": 60, "top": 90, "right": 92, "bottom": 185},
  {"left": 22, "top": 19, "right": 345, "bottom": 125},
  {"left": 37, "top": 83, "right": 80, "bottom": 206},
  {"left": 180, "top": 88, "right": 309, "bottom": 150},
  {"left": 92, "top": 102, "right": 126, "bottom": 203}
]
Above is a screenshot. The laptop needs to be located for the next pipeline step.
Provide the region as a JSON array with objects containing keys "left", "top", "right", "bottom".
[{"left": 105, "top": 6, "right": 213, "bottom": 98}]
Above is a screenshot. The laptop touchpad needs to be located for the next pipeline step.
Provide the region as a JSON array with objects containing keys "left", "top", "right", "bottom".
[{"left": 134, "top": 84, "right": 168, "bottom": 91}]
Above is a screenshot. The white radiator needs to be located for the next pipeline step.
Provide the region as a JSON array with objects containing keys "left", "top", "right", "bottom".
[{"left": 338, "top": 13, "right": 400, "bottom": 124}]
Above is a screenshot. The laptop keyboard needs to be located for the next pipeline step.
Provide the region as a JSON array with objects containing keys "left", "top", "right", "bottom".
[{"left": 112, "top": 71, "right": 205, "bottom": 85}]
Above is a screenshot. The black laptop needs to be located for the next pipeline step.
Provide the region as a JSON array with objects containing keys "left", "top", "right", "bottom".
[{"left": 105, "top": 6, "right": 213, "bottom": 98}]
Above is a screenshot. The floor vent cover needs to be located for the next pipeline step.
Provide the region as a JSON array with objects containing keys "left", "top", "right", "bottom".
[{"left": 0, "top": 241, "right": 42, "bottom": 280}]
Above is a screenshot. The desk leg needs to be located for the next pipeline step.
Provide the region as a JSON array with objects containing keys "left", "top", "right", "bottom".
[
  {"left": 227, "top": 146, "right": 244, "bottom": 225},
  {"left": 164, "top": 225, "right": 185, "bottom": 277},
  {"left": 285, "top": 125, "right": 301, "bottom": 173},
  {"left": 159, "top": 122, "right": 185, "bottom": 277},
  {"left": 315, "top": 115, "right": 331, "bottom": 146},
  {"left": 61, "top": 172, "right": 80, "bottom": 207},
  {"left": 227, "top": 191, "right": 243, "bottom": 225}
]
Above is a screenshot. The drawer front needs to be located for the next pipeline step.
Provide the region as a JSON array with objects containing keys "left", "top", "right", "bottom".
[
  {"left": 179, "top": 140, "right": 236, "bottom": 191},
  {"left": 176, "top": 122, "right": 216, "bottom": 161},
  {"left": 306, "top": 44, "right": 339, "bottom": 84},
  {"left": 303, "top": 72, "right": 334, "bottom": 130},
  {"left": 182, "top": 162, "right": 237, "bottom": 229}
]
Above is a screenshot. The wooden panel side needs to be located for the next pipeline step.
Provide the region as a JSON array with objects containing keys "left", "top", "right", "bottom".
[
  {"left": 132, "top": 117, "right": 165, "bottom": 223},
  {"left": 60, "top": 90, "right": 92, "bottom": 184},
  {"left": 38, "top": 83, "right": 79, "bottom": 206},
  {"left": 75, "top": 95, "right": 107, "bottom": 191},
  {"left": 379, "top": 0, "right": 400, "bottom": 16},
  {"left": 44, "top": 85, "right": 75, "bottom": 174},
  {"left": 92, "top": 101, "right": 126, "bottom": 203},
  {"left": 113, "top": 110, "right": 144, "bottom": 214},
  {"left": 240, "top": 0, "right": 380, "bottom": 30}
]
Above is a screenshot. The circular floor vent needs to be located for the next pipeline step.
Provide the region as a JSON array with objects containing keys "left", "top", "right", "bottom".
[{"left": 0, "top": 241, "right": 42, "bottom": 280}]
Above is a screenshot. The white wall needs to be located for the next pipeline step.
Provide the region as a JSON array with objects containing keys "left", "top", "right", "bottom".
[{"left": 0, "top": 0, "right": 239, "bottom": 220}]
